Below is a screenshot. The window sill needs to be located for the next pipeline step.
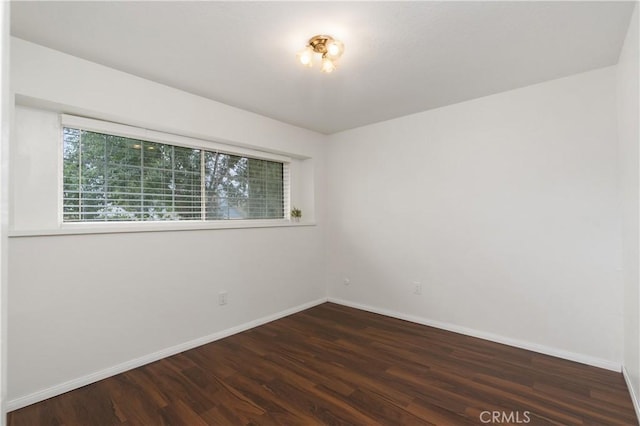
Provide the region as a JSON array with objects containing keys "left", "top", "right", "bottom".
[{"left": 9, "top": 220, "right": 316, "bottom": 237}]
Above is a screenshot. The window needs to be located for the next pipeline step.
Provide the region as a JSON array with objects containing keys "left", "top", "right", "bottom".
[{"left": 62, "top": 125, "right": 287, "bottom": 223}]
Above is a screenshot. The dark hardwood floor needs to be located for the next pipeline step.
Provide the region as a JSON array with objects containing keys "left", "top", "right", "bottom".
[{"left": 8, "top": 303, "right": 638, "bottom": 425}]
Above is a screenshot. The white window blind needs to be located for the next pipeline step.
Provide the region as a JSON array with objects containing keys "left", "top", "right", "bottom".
[{"left": 62, "top": 119, "right": 289, "bottom": 223}]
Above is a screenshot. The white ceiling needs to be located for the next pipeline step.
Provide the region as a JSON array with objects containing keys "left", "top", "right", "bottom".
[{"left": 10, "top": 1, "right": 636, "bottom": 134}]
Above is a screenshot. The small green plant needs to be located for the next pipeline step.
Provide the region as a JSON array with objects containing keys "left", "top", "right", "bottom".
[{"left": 291, "top": 207, "right": 302, "bottom": 219}]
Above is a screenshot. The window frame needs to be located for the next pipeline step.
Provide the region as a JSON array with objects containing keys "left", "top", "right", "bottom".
[{"left": 58, "top": 114, "right": 296, "bottom": 233}]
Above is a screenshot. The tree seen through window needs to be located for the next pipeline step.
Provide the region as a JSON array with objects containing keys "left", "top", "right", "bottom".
[{"left": 63, "top": 128, "right": 284, "bottom": 222}]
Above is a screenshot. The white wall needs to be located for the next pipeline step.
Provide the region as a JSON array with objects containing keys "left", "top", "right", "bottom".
[
  {"left": 327, "top": 66, "right": 623, "bottom": 369},
  {"left": 7, "top": 38, "right": 327, "bottom": 408},
  {"left": 0, "top": 2, "right": 9, "bottom": 425},
  {"left": 618, "top": 4, "right": 640, "bottom": 415}
]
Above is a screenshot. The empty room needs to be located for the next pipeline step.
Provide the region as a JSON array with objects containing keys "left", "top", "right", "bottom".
[{"left": 0, "top": 0, "right": 639, "bottom": 425}]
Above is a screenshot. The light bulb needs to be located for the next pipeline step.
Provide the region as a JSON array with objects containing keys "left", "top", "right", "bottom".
[
  {"left": 297, "top": 46, "right": 313, "bottom": 67},
  {"left": 326, "top": 40, "right": 344, "bottom": 59},
  {"left": 321, "top": 57, "right": 336, "bottom": 73}
]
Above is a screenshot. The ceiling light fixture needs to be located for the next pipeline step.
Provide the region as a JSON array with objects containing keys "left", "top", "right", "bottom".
[{"left": 297, "top": 35, "right": 344, "bottom": 73}]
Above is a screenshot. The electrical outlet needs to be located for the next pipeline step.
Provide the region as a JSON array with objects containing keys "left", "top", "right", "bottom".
[
  {"left": 343, "top": 277, "right": 351, "bottom": 286},
  {"left": 218, "top": 291, "right": 228, "bottom": 306},
  {"left": 412, "top": 281, "right": 422, "bottom": 295}
]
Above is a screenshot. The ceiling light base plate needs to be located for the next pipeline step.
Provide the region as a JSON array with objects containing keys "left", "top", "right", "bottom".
[{"left": 308, "top": 35, "right": 333, "bottom": 54}]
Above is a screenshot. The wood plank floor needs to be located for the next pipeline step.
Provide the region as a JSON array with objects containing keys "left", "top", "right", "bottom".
[{"left": 8, "top": 303, "right": 638, "bottom": 425}]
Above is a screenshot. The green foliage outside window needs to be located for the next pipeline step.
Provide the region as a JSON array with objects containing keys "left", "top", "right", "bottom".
[{"left": 63, "top": 128, "right": 284, "bottom": 222}]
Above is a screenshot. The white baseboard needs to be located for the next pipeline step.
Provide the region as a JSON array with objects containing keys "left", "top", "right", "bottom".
[
  {"left": 7, "top": 297, "right": 328, "bottom": 412},
  {"left": 8, "top": 297, "right": 624, "bottom": 412},
  {"left": 327, "top": 297, "right": 621, "bottom": 372},
  {"left": 623, "top": 366, "right": 640, "bottom": 424}
]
